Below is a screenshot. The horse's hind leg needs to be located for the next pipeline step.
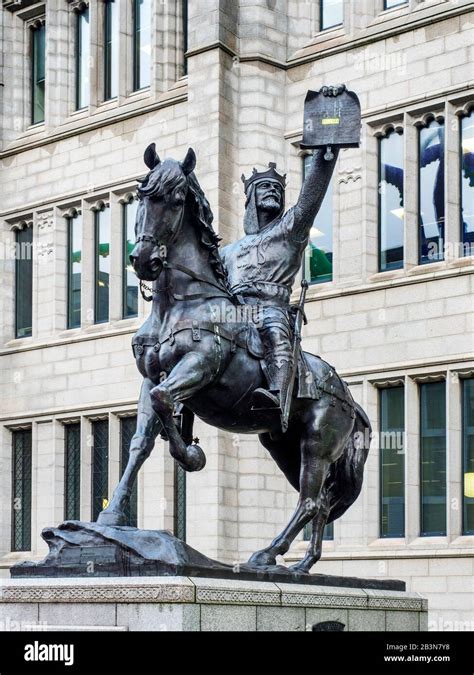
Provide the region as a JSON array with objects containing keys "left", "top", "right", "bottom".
[
  {"left": 289, "top": 492, "right": 330, "bottom": 573},
  {"left": 248, "top": 403, "right": 351, "bottom": 568}
]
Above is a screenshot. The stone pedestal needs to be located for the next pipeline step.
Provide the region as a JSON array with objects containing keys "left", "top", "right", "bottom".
[{"left": 0, "top": 576, "right": 428, "bottom": 632}]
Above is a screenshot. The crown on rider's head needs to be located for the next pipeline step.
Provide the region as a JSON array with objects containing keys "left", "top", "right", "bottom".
[{"left": 241, "top": 162, "right": 287, "bottom": 194}]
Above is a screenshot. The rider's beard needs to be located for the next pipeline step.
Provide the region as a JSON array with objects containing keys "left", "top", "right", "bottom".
[{"left": 259, "top": 196, "right": 281, "bottom": 215}]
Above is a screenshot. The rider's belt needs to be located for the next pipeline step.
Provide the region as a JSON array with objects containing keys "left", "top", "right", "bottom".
[{"left": 230, "top": 281, "right": 291, "bottom": 307}]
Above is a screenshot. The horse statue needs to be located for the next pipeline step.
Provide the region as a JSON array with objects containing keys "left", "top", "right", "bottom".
[{"left": 97, "top": 144, "right": 371, "bottom": 574}]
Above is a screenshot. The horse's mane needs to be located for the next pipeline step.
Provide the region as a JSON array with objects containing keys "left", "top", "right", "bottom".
[
  {"left": 138, "top": 161, "right": 228, "bottom": 286},
  {"left": 186, "top": 172, "right": 228, "bottom": 285}
]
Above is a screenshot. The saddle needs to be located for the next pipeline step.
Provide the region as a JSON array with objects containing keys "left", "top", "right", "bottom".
[{"left": 131, "top": 319, "right": 355, "bottom": 413}]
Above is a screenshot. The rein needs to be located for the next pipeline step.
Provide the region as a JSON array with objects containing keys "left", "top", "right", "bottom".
[{"left": 139, "top": 260, "right": 233, "bottom": 303}]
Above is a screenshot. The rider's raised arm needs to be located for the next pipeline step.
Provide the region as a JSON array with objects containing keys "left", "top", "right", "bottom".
[{"left": 290, "top": 148, "right": 339, "bottom": 243}]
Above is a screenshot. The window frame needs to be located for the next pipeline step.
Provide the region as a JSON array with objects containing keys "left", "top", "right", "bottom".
[
  {"left": 302, "top": 153, "right": 334, "bottom": 286},
  {"left": 15, "top": 226, "right": 33, "bottom": 339},
  {"left": 30, "top": 22, "right": 46, "bottom": 125},
  {"left": 174, "top": 462, "right": 186, "bottom": 541},
  {"left": 462, "top": 378, "right": 474, "bottom": 536},
  {"left": 67, "top": 212, "right": 82, "bottom": 330},
  {"left": 94, "top": 205, "right": 110, "bottom": 325},
  {"left": 378, "top": 129, "right": 405, "bottom": 273},
  {"left": 319, "top": 0, "right": 344, "bottom": 32},
  {"left": 75, "top": 6, "right": 90, "bottom": 110},
  {"left": 379, "top": 386, "right": 405, "bottom": 539},
  {"left": 417, "top": 117, "right": 445, "bottom": 265},
  {"left": 122, "top": 199, "right": 139, "bottom": 319},
  {"left": 120, "top": 415, "right": 138, "bottom": 527},
  {"left": 383, "top": 0, "right": 408, "bottom": 10},
  {"left": 64, "top": 422, "right": 81, "bottom": 521},
  {"left": 132, "top": 0, "right": 151, "bottom": 91},
  {"left": 419, "top": 380, "right": 447, "bottom": 537},
  {"left": 103, "top": 0, "right": 118, "bottom": 101},
  {"left": 460, "top": 109, "right": 474, "bottom": 257},
  {"left": 91, "top": 418, "right": 109, "bottom": 522},
  {"left": 11, "top": 428, "right": 32, "bottom": 552}
]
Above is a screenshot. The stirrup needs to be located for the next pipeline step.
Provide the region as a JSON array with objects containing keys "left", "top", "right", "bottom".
[{"left": 251, "top": 388, "right": 282, "bottom": 411}]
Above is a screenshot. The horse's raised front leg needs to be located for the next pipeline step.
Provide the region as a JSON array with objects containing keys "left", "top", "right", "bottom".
[
  {"left": 248, "top": 405, "right": 351, "bottom": 568},
  {"left": 150, "top": 351, "right": 217, "bottom": 472},
  {"left": 97, "top": 377, "right": 161, "bottom": 526}
]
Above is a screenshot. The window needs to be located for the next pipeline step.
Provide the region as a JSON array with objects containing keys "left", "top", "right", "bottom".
[
  {"left": 133, "top": 0, "right": 151, "bottom": 90},
  {"left": 31, "top": 23, "right": 45, "bottom": 124},
  {"left": 461, "top": 111, "right": 474, "bottom": 256},
  {"left": 303, "top": 521, "right": 334, "bottom": 541},
  {"left": 420, "top": 381, "right": 446, "bottom": 536},
  {"left": 91, "top": 419, "right": 109, "bottom": 521},
  {"left": 419, "top": 119, "right": 445, "bottom": 264},
  {"left": 462, "top": 379, "right": 474, "bottom": 535},
  {"left": 104, "top": 0, "right": 118, "bottom": 100},
  {"left": 182, "top": 0, "right": 188, "bottom": 75},
  {"left": 303, "top": 155, "right": 333, "bottom": 284},
  {"left": 67, "top": 212, "right": 82, "bottom": 329},
  {"left": 64, "top": 423, "right": 81, "bottom": 521},
  {"left": 379, "top": 130, "right": 404, "bottom": 271},
  {"left": 75, "top": 7, "right": 90, "bottom": 109},
  {"left": 15, "top": 226, "right": 33, "bottom": 339},
  {"left": 384, "top": 0, "right": 408, "bottom": 8},
  {"left": 120, "top": 416, "right": 138, "bottom": 527},
  {"left": 320, "top": 0, "right": 343, "bottom": 31},
  {"left": 174, "top": 463, "right": 186, "bottom": 541},
  {"left": 379, "top": 387, "right": 405, "bottom": 538},
  {"left": 123, "top": 199, "right": 139, "bottom": 318},
  {"left": 94, "top": 205, "right": 110, "bottom": 324},
  {"left": 12, "top": 429, "right": 32, "bottom": 552}
]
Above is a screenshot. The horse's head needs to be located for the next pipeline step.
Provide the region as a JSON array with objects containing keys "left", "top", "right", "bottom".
[{"left": 130, "top": 144, "right": 196, "bottom": 280}]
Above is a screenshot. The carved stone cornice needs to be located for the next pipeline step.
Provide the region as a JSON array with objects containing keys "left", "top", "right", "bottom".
[
  {"left": 89, "top": 199, "right": 110, "bottom": 213},
  {"left": 67, "top": 0, "right": 89, "bottom": 13},
  {"left": 412, "top": 110, "right": 445, "bottom": 129},
  {"left": 117, "top": 192, "right": 138, "bottom": 206},
  {"left": 9, "top": 218, "right": 33, "bottom": 232},
  {"left": 60, "top": 206, "right": 82, "bottom": 219}
]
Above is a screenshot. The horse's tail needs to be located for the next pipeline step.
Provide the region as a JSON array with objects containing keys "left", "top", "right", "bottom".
[{"left": 324, "top": 402, "right": 372, "bottom": 524}]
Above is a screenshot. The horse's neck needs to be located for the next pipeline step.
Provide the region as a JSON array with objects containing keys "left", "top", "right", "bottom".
[{"left": 152, "top": 211, "right": 222, "bottom": 320}]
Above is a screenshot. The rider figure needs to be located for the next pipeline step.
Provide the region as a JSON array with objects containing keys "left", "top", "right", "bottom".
[{"left": 221, "top": 145, "right": 339, "bottom": 411}]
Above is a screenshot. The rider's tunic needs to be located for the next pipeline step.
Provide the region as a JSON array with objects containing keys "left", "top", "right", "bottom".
[{"left": 220, "top": 207, "right": 309, "bottom": 368}]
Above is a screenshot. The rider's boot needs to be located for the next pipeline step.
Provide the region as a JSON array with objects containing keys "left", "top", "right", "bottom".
[{"left": 251, "top": 359, "right": 291, "bottom": 411}]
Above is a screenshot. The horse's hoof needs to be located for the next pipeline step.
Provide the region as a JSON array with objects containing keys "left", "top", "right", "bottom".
[
  {"left": 288, "top": 557, "right": 317, "bottom": 574},
  {"left": 183, "top": 444, "right": 206, "bottom": 472},
  {"left": 248, "top": 550, "right": 277, "bottom": 568},
  {"left": 96, "top": 510, "right": 126, "bottom": 526}
]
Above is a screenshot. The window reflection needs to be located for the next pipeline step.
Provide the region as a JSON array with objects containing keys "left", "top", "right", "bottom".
[
  {"left": 133, "top": 0, "right": 151, "bottom": 90},
  {"left": 303, "top": 154, "right": 333, "bottom": 284},
  {"left": 76, "top": 7, "right": 90, "bottom": 109},
  {"left": 67, "top": 213, "right": 82, "bottom": 329},
  {"left": 380, "top": 387, "right": 405, "bottom": 538},
  {"left": 31, "top": 24, "right": 45, "bottom": 124},
  {"left": 420, "top": 381, "right": 447, "bottom": 536},
  {"left": 95, "top": 206, "right": 110, "bottom": 323},
  {"left": 419, "top": 119, "right": 445, "bottom": 264},
  {"left": 104, "top": 0, "right": 118, "bottom": 100},
  {"left": 123, "top": 199, "right": 139, "bottom": 318},
  {"left": 321, "top": 0, "right": 343, "bottom": 30},
  {"left": 15, "top": 227, "right": 33, "bottom": 338},
  {"left": 461, "top": 111, "right": 474, "bottom": 256},
  {"left": 379, "top": 130, "right": 404, "bottom": 271},
  {"left": 463, "top": 379, "right": 474, "bottom": 535}
]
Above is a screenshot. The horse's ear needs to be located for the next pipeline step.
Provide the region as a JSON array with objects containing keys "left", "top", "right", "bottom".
[
  {"left": 181, "top": 147, "right": 196, "bottom": 175},
  {"left": 144, "top": 143, "right": 161, "bottom": 170}
]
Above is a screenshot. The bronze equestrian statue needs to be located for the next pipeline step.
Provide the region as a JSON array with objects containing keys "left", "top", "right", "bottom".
[{"left": 97, "top": 86, "right": 371, "bottom": 573}]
